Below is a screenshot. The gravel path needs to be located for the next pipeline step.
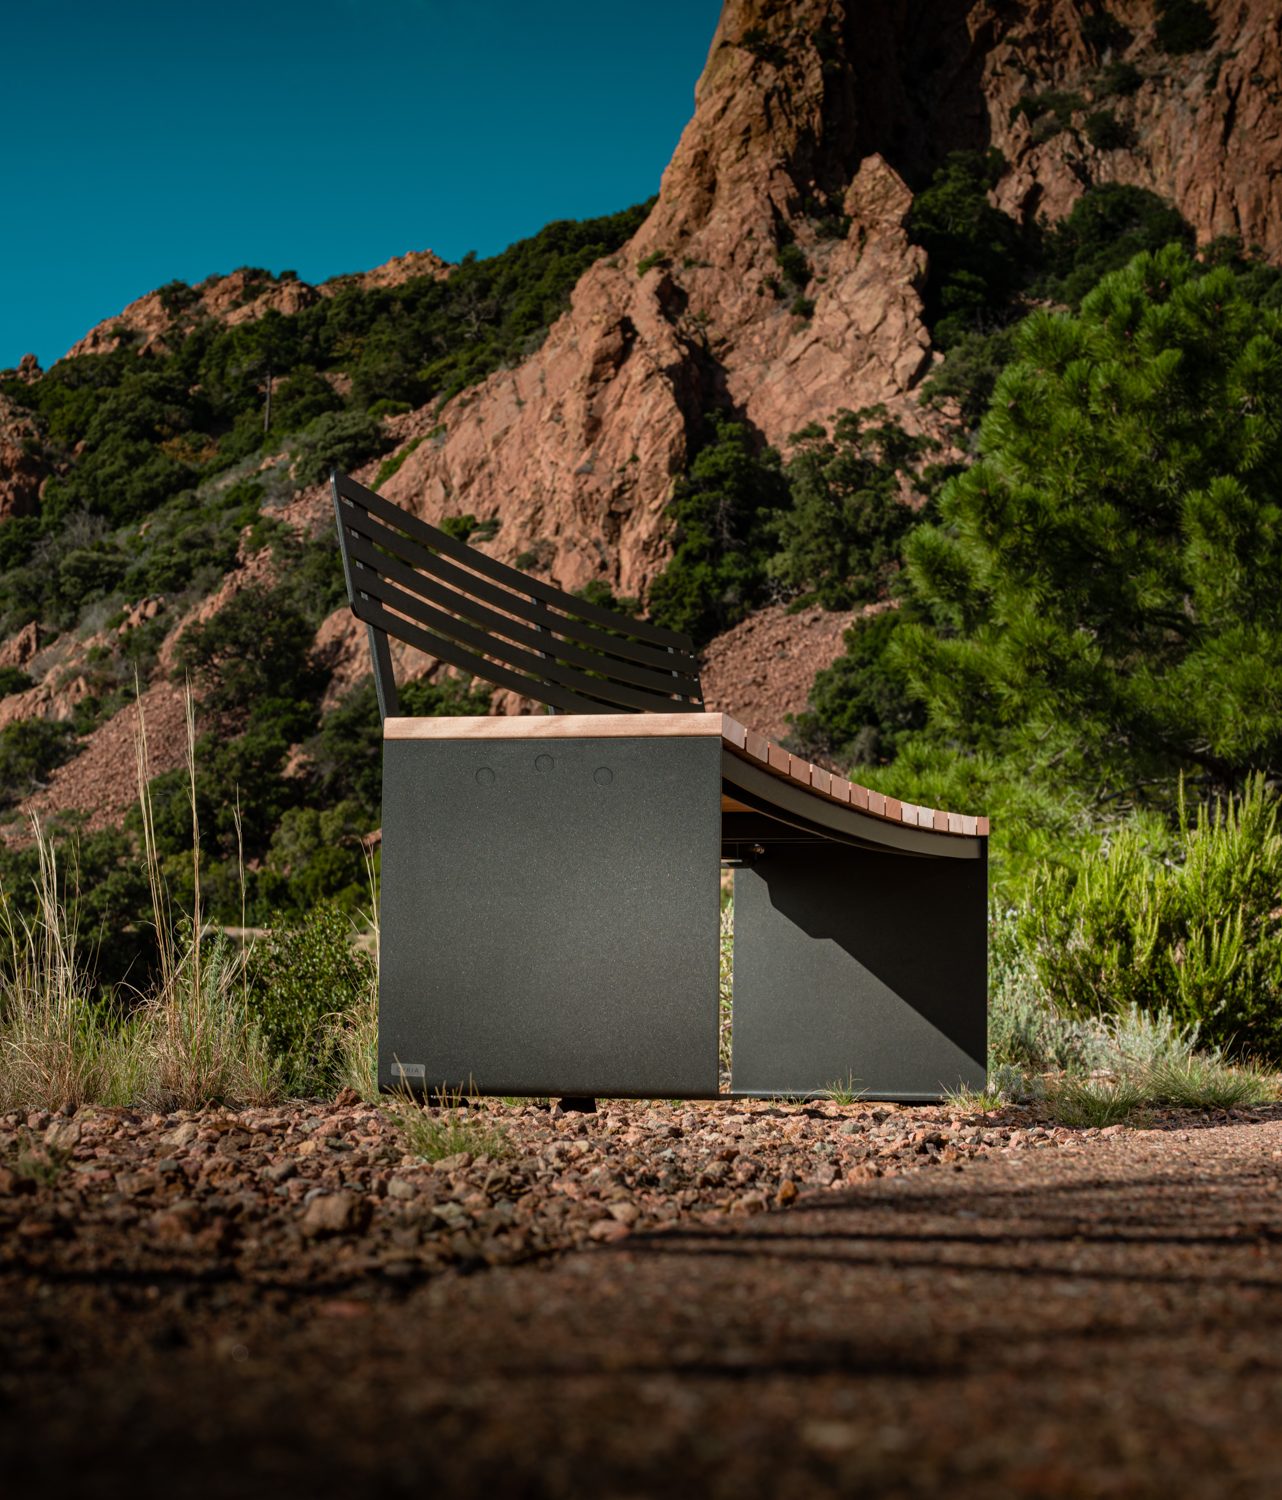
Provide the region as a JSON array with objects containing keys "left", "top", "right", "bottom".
[{"left": 3, "top": 1098, "right": 1282, "bottom": 1497}]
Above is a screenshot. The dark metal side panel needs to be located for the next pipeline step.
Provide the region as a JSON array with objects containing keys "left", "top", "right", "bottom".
[
  {"left": 732, "top": 842, "right": 987, "bottom": 1101},
  {"left": 380, "top": 735, "right": 722, "bottom": 1097}
]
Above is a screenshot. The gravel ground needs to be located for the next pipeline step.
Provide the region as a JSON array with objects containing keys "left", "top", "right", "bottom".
[{"left": 3, "top": 1095, "right": 1282, "bottom": 1497}]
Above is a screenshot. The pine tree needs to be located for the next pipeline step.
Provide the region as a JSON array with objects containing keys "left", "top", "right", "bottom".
[{"left": 896, "top": 246, "right": 1282, "bottom": 807}]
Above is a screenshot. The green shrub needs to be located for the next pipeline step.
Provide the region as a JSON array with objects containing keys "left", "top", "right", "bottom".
[
  {"left": 0, "top": 718, "right": 78, "bottom": 808},
  {"left": 439, "top": 512, "right": 478, "bottom": 542},
  {"left": 246, "top": 904, "right": 374, "bottom": 1090},
  {"left": 786, "top": 609, "right": 927, "bottom": 767},
  {"left": 768, "top": 407, "right": 934, "bottom": 610},
  {"left": 290, "top": 409, "right": 390, "bottom": 485},
  {"left": 1084, "top": 110, "right": 1134, "bottom": 150},
  {"left": 646, "top": 415, "right": 790, "bottom": 644},
  {"left": 775, "top": 244, "right": 810, "bottom": 289},
  {"left": 906, "top": 150, "right": 1026, "bottom": 348},
  {"left": 636, "top": 251, "right": 670, "bottom": 277},
  {"left": 0, "top": 666, "right": 33, "bottom": 698},
  {"left": 1155, "top": 0, "right": 1216, "bottom": 55},
  {"left": 175, "top": 582, "right": 324, "bottom": 720},
  {"left": 1098, "top": 59, "right": 1143, "bottom": 96},
  {"left": 1025, "top": 778, "right": 1282, "bottom": 1060},
  {"left": 373, "top": 434, "right": 424, "bottom": 489}
]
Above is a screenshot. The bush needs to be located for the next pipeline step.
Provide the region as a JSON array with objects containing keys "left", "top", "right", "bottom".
[
  {"left": 768, "top": 407, "right": 934, "bottom": 610},
  {"left": 1024, "top": 778, "right": 1282, "bottom": 1060},
  {"left": 174, "top": 582, "right": 324, "bottom": 720},
  {"left": 1155, "top": 0, "right": 1216, "bottom": 55},
  {"left": 0, "top": 718, "right": 77, "bottom": 808},
  {"left": 906, "top": 150, "right": 1026, "bottom": 348},
  {"left": 0, "top": 666, "right": 33, "bottom": 698},
  {"left": 787, "top": 609, "right": 927, "bottom": 766},
  {"left": 246, "top": 904, "right": 374, "bottom": 1090},
  {"left": 290, "top": 409, "right": 390, "bottom": 485},
  {"left": 647, "top": 415, "right": 790, "bottom": 644},
  {"left": 1084, "top": 110, "right": 1134, "bottom": 151}
]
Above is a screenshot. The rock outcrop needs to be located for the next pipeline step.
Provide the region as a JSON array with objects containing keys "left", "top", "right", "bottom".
[{"left": 0, "top": 392, "right": 47, "bottom": 520}]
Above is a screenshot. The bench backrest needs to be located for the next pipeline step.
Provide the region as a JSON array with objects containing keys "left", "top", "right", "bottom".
[{"left": 332, "top": 470, "right": 704, "bottom": 720}]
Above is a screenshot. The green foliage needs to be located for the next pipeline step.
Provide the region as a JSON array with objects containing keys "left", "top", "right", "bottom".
[
  {"left": 1098, "top": 59, "right": 1143, "bottom": 97},
  {"left": 0, "top": 666, "right": 33, "bottom": 698},
  {"left": 920, "top": 324, "right": 1020, "bottom": 427},
  {"left": 175, "top": 582, "right": 324, "bottom": 720},
  {"left": 897, "top": 247, "right": 1282, "bottom": 806},
  {"left": 439, "top": 512, "right": 478, "bottom": 542},
  {"left": 246, "top": 904, "right": 374, "bottom": 1088},
  {"left": 775, "top": 243, "right": 810, "bottom": 289},
  {"left": 289, "top": 409, "right": 390, "bottom": 485},
  {"left": 1036, "top": 185, "right": 1193, "bottom": 306},
  {"left": 647, "top": 415, "right": 790, "bottom": 644},
  {"left": 373, "top": 435, "right": 424, "bottom": 488},
  {"left": 1084, "top": 110, "right": 1134, "bottom": 151},
  {"left": 1024, "top": 778, "right": 1282, "bottom": 1060},
  {"left": 0, "top": 718, "right": 77, "bottom": 808},
  {"left": 769, "top": 407, "right": 935, "bottom": 609},
  {"left": 786, "top": 609, "right": 926, "bottom": 767},
  {"left": 636, "top": 251, "right": 670, "bottom": 276},
  {"left": 1155, "top": 0, "right": 1216, "bottom": 55},
  {"left": 905, "top": 150, "right": 1025, "bottom": 348}
]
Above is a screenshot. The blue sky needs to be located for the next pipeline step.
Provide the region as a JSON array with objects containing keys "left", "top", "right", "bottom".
[{"left": 3, "top": 0, "right": 722, "bottom": 369}]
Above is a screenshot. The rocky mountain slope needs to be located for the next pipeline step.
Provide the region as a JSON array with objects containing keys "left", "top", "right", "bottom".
[{"left": 1, "top": 0, "right": 1279, "bottom": 835}]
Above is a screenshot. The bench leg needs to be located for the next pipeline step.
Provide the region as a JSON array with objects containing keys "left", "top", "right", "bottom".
[
  {"left": 379, "top": 734, "right": 723, "bottom": 1099},
  {"left": 731, "top": 841, "right": 987, "bottom": 1101}
]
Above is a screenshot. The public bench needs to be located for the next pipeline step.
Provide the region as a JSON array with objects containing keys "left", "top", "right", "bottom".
[{"left": 332, "top": 468, "right": 988, "bottom": 1101}]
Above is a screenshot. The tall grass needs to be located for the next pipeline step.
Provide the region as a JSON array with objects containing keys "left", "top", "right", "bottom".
[
  {"left": 0, "top": 689, "right": 285, "bottom": 1111},
  {"left": 0, "top": 825, "right": 145, "bottom": 1111},
  {"left": 1026, "top": 776, "right": 1282, "bottom": 1059}
]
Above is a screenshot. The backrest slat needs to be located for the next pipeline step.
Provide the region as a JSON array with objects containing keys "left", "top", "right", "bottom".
[
  {"left": 342, "top": 504, "right": 701, "bottom": 678},
  {"left": 343, "top": 531, "right": 702, "bottom": 700},
  {"left": 358, "top": 595, "right": 621, "bottom": 713},
  {"left": 335, "top": 470, "right": 694, "bottom": 651},
  {"left": 348, "top": 568, "right": 696, "bottom": 714},
  {"left": 332, "top": 469, "right": 704, "bottom": 717}
]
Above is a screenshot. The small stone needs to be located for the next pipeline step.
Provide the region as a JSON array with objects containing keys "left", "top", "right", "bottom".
[
  {"left": 589, "top": 1217, "right": 631, "bottom": 1242},
  {"left": 387, "top": 1177, "right": 417, "bottom": 1200},
  {"left": 263, "top": 1160, "right": 297, "bottom": 1185},
  {"left": 607, "top": 1201, "right": 639, "bottom": 1226},
  {"left": 334, "top": 1088, "right": 362, "bottom": 1108},
  {"left": 0, "top": 1166, "right": 36, "bottom": 1196},
  {"left": 300, "top": 1191, "right": 371, "bottom": 1238},
  {"left": 433, "top": 1152, "right": 472, "bottom": 1172},
  {"left": 160, "top": 1122, "right": 200, "bottom": 1150},
  {"left": 44, "top": 1118, "right": 82, "bottom": 1151},
  {"left": 775, "top": 1178, "right": 799, "bottom": 1207},
  {"left": 734, "top": 1191, "right": 768, "bottom": 1215}
]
